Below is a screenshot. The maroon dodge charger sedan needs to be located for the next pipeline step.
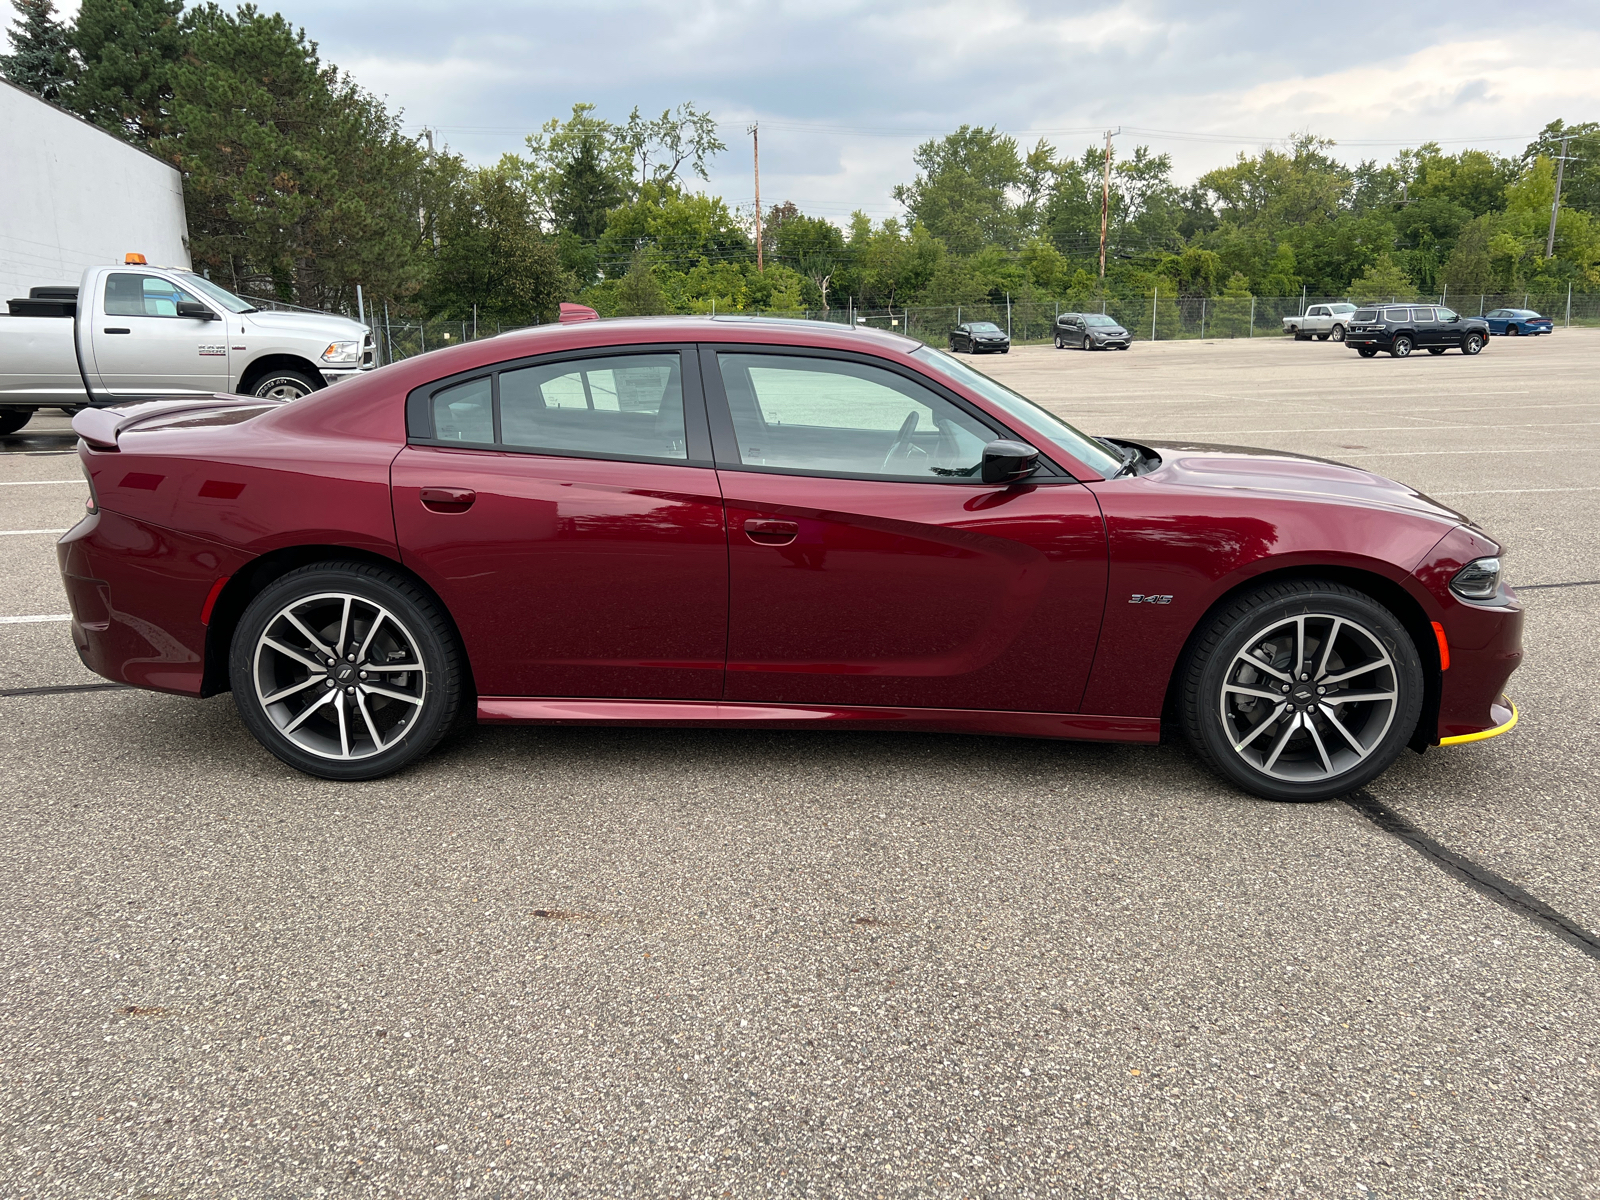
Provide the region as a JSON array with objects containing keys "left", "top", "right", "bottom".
[{"left": 57, "top": 317, "right": 1521, "bottom": 801}]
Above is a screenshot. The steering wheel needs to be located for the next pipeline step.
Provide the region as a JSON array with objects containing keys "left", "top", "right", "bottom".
[{"left": 880, "top": 410, "right": 922, "bottom": 473}]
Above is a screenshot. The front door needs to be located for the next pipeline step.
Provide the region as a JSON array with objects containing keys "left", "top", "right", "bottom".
[
  {"left": 1434, "top": 307, "right": 1464, "bottom": 348},
  {"left": 91, "top": 272, "right": 230, "bottom": 397},
  {"left": 392, "top": 348, "right": 728, "bottom": 700},
  {"left": 705, "top": 347, "right": 1108, "bottom": 713}
]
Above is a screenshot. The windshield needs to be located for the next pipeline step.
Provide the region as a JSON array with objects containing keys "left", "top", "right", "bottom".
[
  {"left": 1329, "top": 304, "right": 1356, "bottom": 313},
  {"left": 176, "top": 273, "right": 258, "bottom": 314},
  {"left": 1083, "top": 314, "right": 1120, "bottom": 327},
  {"left": 969, "top": 322, "right": 1002, "bottom": 332},
  {"left": 911, "top": 346, "right": 1124, "bottom": 478}
]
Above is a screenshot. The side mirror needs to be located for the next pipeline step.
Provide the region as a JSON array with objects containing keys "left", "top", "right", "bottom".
[
  {"left": 981, "top": 439, "right": 1039, "bottom": 485},
  {"left": 177, "top": 300, "right": 217, "bottom": 320}
]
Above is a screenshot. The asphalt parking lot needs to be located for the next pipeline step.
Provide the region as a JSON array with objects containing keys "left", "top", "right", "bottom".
[{"left": 2, "top": 331, "right": 1596, "bottom": 1198}]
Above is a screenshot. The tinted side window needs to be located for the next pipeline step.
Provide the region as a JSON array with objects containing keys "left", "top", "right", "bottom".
[
  {"left": 500, "top": 353, "right": 685, "bottom": 460},
  {"left": 717, "top": 353, "right": 995, "bottom": 480},
  {"left": 431, "top": 377, "right": 493, "bottom": 444},
  {"left": 1385, "top": 309, "right": 1411, "bottom": 323},
  {"left": 1412, "top": 307, "right": 1436, "bottom": 321},
  {"left": 104, "top": 272, "right": 202, "bottom": 317},
  {"left": 1352, "top": 309, "right": 1377, "bottom": 322}
]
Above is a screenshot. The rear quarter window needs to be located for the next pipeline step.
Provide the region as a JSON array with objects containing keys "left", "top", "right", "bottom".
[{"left": 1352, "top": 309, "right": 1376, "bottom": 322}]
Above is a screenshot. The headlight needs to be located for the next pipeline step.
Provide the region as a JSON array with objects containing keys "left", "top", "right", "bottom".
[
  {"left": 321, "top": 340, "right": 361, "bottom": 364},
  {"left": 1450, "top": 557, "right": 1503, "bottom": 600}
]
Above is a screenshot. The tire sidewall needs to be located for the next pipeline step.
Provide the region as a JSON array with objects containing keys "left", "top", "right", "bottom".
[
  {"left": 252, "top": 371, "right": 319, "bottom": 400},
  {"left": 229, "top": 563, "right": 461, "bottom": 780},
  {"left": 1185, "top": 585, "right": 1424, "bottom": 802},
  {"left": 1464, "top": 333, "right": 1483, "bottom": 355},
  {"left": 1391, "top": 336, "right": 1412, "bottom": 357}
]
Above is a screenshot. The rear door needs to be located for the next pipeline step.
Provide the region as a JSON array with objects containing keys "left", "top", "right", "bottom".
[
  {"left": 88, "top": 271, "right": 230, "bottom": 397},
  {"left": 704, "top": 346, "right": 1108, "bottom": 713},
  {"left": 1410, "top": 307, "right": 1441, "bottom": 348},
  {"left": 392, "top": 346, "right": 728, "bottom": 700}
]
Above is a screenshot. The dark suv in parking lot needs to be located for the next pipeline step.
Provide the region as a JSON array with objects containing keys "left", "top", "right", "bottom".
[{"left": 1345, "top": 305, "right": 1489, "bottom": 358}]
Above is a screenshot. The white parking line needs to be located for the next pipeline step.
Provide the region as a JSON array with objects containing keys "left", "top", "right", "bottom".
[
  {"left": 1432, "top": 486, "right": 1600, "bottom": 497},
  {"left": 0, "top": 480, "right": 82, "bottom": 486},
  {"left": 0, "top": 614, "right": 71, "bottom": 624},
  {"left": 0, "top": 528, "right": 69, "bottom": 536},
  {"left": 1339, "top": 447, "right": 1600, "bottom": 459}
]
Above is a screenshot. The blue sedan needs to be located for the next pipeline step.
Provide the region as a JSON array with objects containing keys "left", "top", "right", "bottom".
[{"left": 1485, "top": 308, "right": 1554, "bottom": 336}]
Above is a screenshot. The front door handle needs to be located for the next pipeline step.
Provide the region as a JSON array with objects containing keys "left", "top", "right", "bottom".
[
  {"left": 103, "top": 327, "right": 131, "bottom": 334},
  {"left": 744, "top": 517, "right": 798, "bottom": 545},
  {"left": 420, "top": 486, "right": 476, "bottom": 512}
]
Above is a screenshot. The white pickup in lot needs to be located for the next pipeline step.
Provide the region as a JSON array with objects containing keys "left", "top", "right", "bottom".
[
  {"left": 1283, "top": 303, "right": 1357, "bottom": 342},
  {"left": 0, "top": 260, "right": 373, "bottom": 434}
]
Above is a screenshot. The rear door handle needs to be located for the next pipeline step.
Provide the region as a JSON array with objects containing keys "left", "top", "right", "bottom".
[
  {"left": 744, "top": 517, "right": 798, "bottom": 545},
  {"left": 103, "top": 328, "right": 130, "bottom": 334},
  {"left": 420, "top": 486, "right": 476, "bottom": 512}
]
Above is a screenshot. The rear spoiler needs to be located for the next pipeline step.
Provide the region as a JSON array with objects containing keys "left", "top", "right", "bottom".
[{"left": 71, "top": 395, "right": 278, "bottom": 451}]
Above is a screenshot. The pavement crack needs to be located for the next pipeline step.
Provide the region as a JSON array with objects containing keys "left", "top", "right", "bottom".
[{"left": 1345, "top": 790, "right": 1600, "bottom": 963}]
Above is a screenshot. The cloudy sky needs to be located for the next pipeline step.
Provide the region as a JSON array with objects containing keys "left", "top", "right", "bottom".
[{"left": 23, "top": 0, "right": 1600, "bottom": 220}]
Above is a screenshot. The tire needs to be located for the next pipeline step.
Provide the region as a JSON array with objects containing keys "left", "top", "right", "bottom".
[
  {"left": 1055, "top": 335, "right": 1064, "bottom": 349},
  {"left": 250, "top": 369, "right": 320, "bottom": 401},
  {"left": 1330, "top": 324, "right": 1346, "bottom": 343},
  {"left": 1358, "top": 347, "right": 1379, "bottom": 357},
  {"left": 0, "top": 410, "right": 33, "bottom": 436},
  {"left": 1507, "top": 324, "right": 1520, "bottom": 336},
  {"left": 1389, "top": 335, "right": 1413, "bottom": 358},
  {"left": 1286, "top": 325, "right": 1299, "bottom": 338},
  {"left": 1462, "top": 333, "right": 1484, "bottom": 355},
  {"left": 1179, "top": 580, "right": 1424, "bottom": 802},
  {"left": 1427, "top": 347, "right": 1447, "bottom": 355},
  {"left": 229, "top": 562, "right": 464, "bottom": 781},
  {"left": 1316, "top": 333, "right": 1329, "bottom": 341}
]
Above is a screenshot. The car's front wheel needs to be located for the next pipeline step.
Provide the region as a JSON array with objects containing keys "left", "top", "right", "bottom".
[
  {"left": 1330, "top": 324, "right": 1346, "bottom": 342},
  {"left": 229, "top": 562, "right": 465, "bottom": 780},
  {"left": 1180, "top": 581, "right": 1423, "bottom": 802},
  {"left": 1463, "top": 332, "right": 1484, "bottom": 355},
  {"left": 1055, "top": 335, "right": 1064, "bottom": 349},
  {"left": 251, "top": 370, "right": 320, "bottom": 401},
  {"left": 1390, "top": 335, "right": 1414, "bottom": 358}
]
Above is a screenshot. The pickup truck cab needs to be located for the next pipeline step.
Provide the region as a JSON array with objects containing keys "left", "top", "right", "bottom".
[
  {"left": 0, "top": 259, "right": 373, "bottom": 434},
  {"left": 1283, "top": 303, "right": 1357, "bottom": 342}
]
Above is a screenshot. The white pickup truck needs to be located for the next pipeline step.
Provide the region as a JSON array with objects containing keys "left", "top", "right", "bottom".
[
  {"left": 0, "top": 259, "right": 373, "bottom": 434},
  {"left": 1283, "top": 303, "right": 1358, "bottom": 342}
]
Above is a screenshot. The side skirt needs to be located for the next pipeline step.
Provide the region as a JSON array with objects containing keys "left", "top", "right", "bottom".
[{"left": 477, "top": 697, "right": 1161, "bottom": 743}]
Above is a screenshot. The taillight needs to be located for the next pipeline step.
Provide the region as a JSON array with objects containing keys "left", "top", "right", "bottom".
[{"left": 83, "top": 462, "right": 99, "bottom": 514}]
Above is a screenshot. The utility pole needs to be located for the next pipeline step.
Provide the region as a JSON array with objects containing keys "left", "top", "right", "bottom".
[
  {"left": 1546, "top": 136, "right": 1575, "bottom": 259},
  {"left": 423, "top": 128, "right": 440, "bottom": 250},
  {"left": 749, "top": 122, "right": 763, "bottom": 272},
  {"left": 1099, "top": 128, "right": 1118, "bottom": 278}
]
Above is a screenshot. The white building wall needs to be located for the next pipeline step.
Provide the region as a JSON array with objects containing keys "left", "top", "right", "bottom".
[{"left": 0, "top": 79, "right": 190, "bottom": 303}]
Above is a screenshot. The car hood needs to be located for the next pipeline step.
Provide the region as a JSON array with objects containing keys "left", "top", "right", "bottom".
[
  {"left": 242, "top": 310, "right": 368, "bottom": 340},
  {"left": 1132, "top": 440, "right": 1467, "bottom": 524},
  {"left": 1089, "top": 326, "right": 1128, "bottom": 335}
]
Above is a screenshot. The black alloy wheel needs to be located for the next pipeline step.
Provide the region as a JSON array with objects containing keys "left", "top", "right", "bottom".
[
  {"left": 1179, "top": 580, "right": 1423, "bottom": 802},
  {"left": 1390, "top": 335, "right": 1414, "bottom": 358},
  {"left": 252, "top": 370, "right": 320, "bottom": 401},
  {"left": 1463, "top": 333, "right": 1484, "bottom": 355},
  {"left": 229, "top": 562, "right": 465, "bottom": 780},
  {"left": 1330, "top": 324, "right": 1346, "bottom": 342}
]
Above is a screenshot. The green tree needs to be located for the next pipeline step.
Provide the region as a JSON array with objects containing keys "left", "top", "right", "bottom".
[
  {"left": 0, "top": 0, "right": 74, "bottom": 102},
  {"left": 68, "top": 0, "right": 185, "bottom": 142},
  {"left": 614, "top": 249, "right": 666, "bottom": 316},
  {"left": 1347, "top": 252, "right": 1417, "bottom": 302},
  {"left": 893, "top": 125, "right": 1023, "bottom": 254},
  {"left": 1210, "top": 271, "right": 1254, "bottom": 338},
  {"left": 424, "top": 161, "right": 568, "bottom": 325},
  {"left": 1442, "top": 216, "right": 1494, "bottom": 295}
]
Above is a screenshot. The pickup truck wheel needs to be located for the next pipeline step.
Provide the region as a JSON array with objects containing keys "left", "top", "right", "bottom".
[
  {"left": 0, "top": 411, "right": 33, "bottom": 436},
  {"left": 1316, "top": 333, "right": 1329, "bottom": 341},
  {"left": 1330, "top": 324, "right": 1346, "bottom": 342},
  {"left": 252, "top": 370, "right": 319, "bottom": 400}
]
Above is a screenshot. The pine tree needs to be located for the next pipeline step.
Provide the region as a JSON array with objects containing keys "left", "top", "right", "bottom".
[
  {"left": 0, "top": 0, "right": 74, "bottom": 103},
  {"left": 68, "top": 0, "right": 184, "bottom": 144}
]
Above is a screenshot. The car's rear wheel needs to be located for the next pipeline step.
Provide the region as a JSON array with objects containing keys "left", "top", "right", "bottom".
[
  {"left": 1357, "top": 347, "right": 1379, "bottom": 357},
  {"left": 229, "top": 562, "right": 464, "bottom": 780},
  {"left": 1330, "top": 324, "right": 1346, "bottom": 342},
  {"left": 1463, "top": 332, "right": 1484, "bottom": 355},
  {"left": 1316, "top": 332, "right": 1329, "bottom": 341},
  {"left": 1055, "top": 335, "right": 1064, "bottom": 349},
  {"left": 1428, "top": 347, "right": 1447, "bottom": 355},
  {"left": 1180, "top": 581, "right": 1423, "bottom": 802},
  {"left": 0, "top": 410, "right": 33, "bottom": 436},
  {"left": 1390, "top": 335, "right": 1413, "bottom": 358},
  {"left": 251, "top": 370, "right": 320, "bottom": 401},
  {"left": 1507, "top": 324, "right": 1520, "bottom": 336}
]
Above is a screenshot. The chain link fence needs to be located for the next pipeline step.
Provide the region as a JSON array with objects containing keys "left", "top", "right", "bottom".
[{"left": 273, "top": 291, "right": 1599, "bottom": 367}]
